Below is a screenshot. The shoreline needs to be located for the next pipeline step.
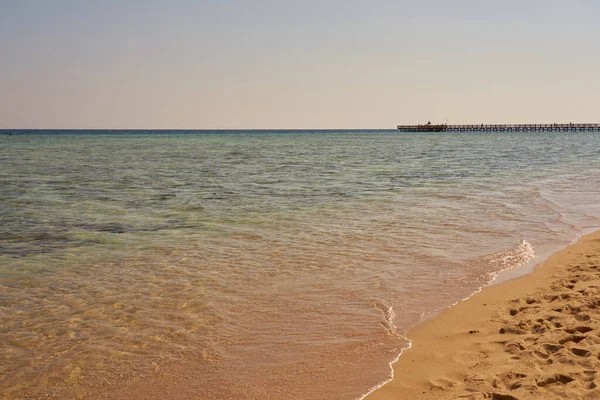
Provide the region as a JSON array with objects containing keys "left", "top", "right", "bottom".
[{"left": 365, "top": 230, "right": 600, "bottom": 400}]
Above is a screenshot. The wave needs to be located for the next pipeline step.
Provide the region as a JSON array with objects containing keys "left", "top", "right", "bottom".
[
  {"left": 358, "top": 240, "right": 537, "bottom": 400},
  {"left": 356, "top": 303, "right": 411, "bottom": 400}
]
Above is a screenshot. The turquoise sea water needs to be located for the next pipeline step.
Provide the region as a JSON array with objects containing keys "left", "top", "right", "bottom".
[{"left": 1, "top": 130, "right": 600, "bottom": 399}]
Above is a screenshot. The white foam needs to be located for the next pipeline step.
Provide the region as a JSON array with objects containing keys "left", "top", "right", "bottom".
[
  {"left": 485, "top": 239, "right": 537, "bottom": 281},
  {"left": 354, "top": 335, "right": 412, "bottom": 400},
  {"left": 356, "top": 240, "right": 538, "bottom": 400}
]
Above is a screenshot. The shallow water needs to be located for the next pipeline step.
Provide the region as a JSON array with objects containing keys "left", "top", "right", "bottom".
[{"left": 1, "top": 130, "right": 600, "bottom": 399}]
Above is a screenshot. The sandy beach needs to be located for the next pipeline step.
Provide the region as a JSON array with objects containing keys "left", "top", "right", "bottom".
[{"left": 366, "top": 230, "right": 600, "bottom": 400}]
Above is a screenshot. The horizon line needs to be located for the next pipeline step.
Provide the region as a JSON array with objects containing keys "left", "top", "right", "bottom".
[{"left": 0, "top": 128, "right": 400, "bottom": 131}]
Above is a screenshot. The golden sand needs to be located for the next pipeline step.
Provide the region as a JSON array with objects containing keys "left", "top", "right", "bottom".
[{"left": 367, "top": 231, "right": 600, "bottom": 400}]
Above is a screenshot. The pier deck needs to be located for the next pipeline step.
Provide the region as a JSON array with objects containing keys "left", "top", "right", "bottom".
[{"left": 397, "top": 123, "right": 600, "bottom": 132}]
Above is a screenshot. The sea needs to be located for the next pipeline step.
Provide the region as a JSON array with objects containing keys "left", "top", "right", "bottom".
[{"left": 1, "top": 129, "right": 600, "bottom": 399}]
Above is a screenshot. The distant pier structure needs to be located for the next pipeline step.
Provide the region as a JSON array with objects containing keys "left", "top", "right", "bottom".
[{"left": 397, "top": 122, "right": 600, "bottom": 132}]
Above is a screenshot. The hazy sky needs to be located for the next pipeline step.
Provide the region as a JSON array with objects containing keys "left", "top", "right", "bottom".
[{"left": 1, "top": 1, "right": 599, "bottom": 128}]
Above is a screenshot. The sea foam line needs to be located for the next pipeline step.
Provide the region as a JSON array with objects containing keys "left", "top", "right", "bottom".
[
  {"left": 354, "top": 335, "right": 412, "bottom": 400},
  {"left": 355, "top": 239, "right": 537, "bottom": 400}
]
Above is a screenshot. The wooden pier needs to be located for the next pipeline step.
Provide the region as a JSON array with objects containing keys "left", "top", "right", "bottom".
[{"left": 397, "top": 123, "right": 600, "bottom": 132}]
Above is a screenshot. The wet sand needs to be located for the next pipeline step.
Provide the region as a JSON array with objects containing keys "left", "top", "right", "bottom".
[{"left": 367, "top": 230, "right": 600, "bottom": 400}]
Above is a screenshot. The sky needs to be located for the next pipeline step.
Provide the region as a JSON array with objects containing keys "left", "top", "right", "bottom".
[{"left": 1, "top": 0, "right": 599, "bottom": 129}]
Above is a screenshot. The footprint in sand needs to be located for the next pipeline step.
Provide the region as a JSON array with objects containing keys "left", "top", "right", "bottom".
[
  {"left": 565, "top": 326, "right": 594, "bottom": 334},
  {"left": 571, "top": 348, "right": 592, "bottom": 357},
  {"left": 536, "top": 373, "right": 575, "bottom": 387},
  {"left": 558, "top": 334, "right": 586, "bottom": 344}
]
